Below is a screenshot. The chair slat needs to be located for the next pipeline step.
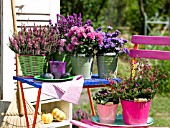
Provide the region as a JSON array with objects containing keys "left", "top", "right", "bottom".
[
  {"left": 129, "top": 49, "right": 170, "bottom": 60},
  {"left": 131, "top": 35, "right": 170, "bottom": 46}
]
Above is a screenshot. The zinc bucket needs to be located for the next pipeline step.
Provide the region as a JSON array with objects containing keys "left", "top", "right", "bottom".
[{"left": 97, "top": 53, "right": 118, "bottom": 78}]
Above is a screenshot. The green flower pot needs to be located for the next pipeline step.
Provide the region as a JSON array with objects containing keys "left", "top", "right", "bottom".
[
  {"left": 71, "top": 54, "right": 93, "bottom": 79},
  {"left": 97, "top": 53, "right": 118, "bottom": 78}
]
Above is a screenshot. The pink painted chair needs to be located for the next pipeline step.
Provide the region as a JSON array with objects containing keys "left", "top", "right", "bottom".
[{"left": 70, "top": 35, "right": 170, "bottom": 128}]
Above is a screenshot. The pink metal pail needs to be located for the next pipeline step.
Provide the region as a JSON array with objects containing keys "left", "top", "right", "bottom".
[
  {"left": 50, "top": 61, "right": 66, "bottom": 79},
  {"left": 97, "top": 104, "right": 118, "bottom": 124},
  {"left": 121, "top": 99, "right": 151, "bottom": 125}
]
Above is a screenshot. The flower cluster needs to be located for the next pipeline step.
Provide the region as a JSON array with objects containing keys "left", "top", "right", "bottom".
[
  {"left": 50, "top": 13, "right": 83, "bottom": 39},
  {"left": 95, "top": 26, "right": 129, "bottom": 57},
  {"left": 72, "top": 108, "right": 90, "bottom": 121},
  {"left": 93, "top": 88, "right": 119, "bottom": 105},
  {"left": 64, "top": 24, "right": 103, "bottom": 56},
  {"left": 8, "top": 25, "right": 59, "bottom": 55},
  {"left": 114, "top": 58, "right": 167, "bottom": 101}
]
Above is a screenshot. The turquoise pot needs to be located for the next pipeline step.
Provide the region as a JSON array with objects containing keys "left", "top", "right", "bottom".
[
  {"left": 51, "top": 52, "right": 72, "bottom": 73},
  {"left": 97, "top": 53, "right": 118, "bottom": 78},
  {"left": 71, "top": 54, "right": 93, "bottom": 79}
]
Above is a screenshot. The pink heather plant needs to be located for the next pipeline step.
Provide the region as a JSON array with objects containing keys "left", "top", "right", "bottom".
[
  {"left": 63, "top": 25, "right": 103, "bottom": 56},
  {"left": 111, "top": 58, "right": 167, "bottom": 101},
  {"left": 8, "top": 25, "right": 60, "bottom": 55}
]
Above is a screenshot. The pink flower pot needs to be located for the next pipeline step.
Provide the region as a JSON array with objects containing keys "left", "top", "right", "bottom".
[
  {"left": 97, "top": 104, "right": 118, "bottom": 124},
  {"left": 121, "top": 99, "right": 151, "bottom": 125}
]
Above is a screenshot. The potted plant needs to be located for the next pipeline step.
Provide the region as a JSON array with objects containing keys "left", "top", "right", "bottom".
[
  {"left": 93, "top": 88, "right": 119, "bottom": 124},
  {"left": 8, "top": 25, "right": 59, "bottom": 77},
  {"left": 49, "top": 13, "right": 91, "bottom": 73},
  {"left": 95, "top": 26, "right": 129, "bottom": 78},
  {"left": 72, "top": 108, "right": 90, "bottom": 128},
  {"left": 62, "top": 23, "right": 103, "bottom": 79},
  {"left": 112, "top": 58, "right": 167, "bottom": 125}
]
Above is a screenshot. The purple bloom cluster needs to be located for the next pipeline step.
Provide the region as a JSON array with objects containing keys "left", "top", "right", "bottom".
[
  {"left": 72, "top": 108, "right": 90, "bottom": 121},
  {"left": 56, "top": 13, "right": 82, "bottom": 36},
  {"left": 8, "top": 25, "right": 60, "bottom": 55},
  {"left": 95, "top": 26, "right": 129, "bottom": 56}
]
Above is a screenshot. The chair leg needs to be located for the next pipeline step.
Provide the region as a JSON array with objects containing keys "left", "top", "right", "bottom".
[
  {"left": 87, "top": 88, "right": 96, "bottom": 116},
  {"left": 32, "top": 88, "right": 41, "bottom": 128},
  {"left": 19, "top": 82, "right": 30, "bottom": 128}
]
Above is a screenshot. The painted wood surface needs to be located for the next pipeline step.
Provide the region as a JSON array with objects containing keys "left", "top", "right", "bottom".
[
  {"left": 129, "top": 49, "right": 170, "bottom": 60},
  {"left": 131, "top": 35, "right": 170, "bottom": 46}
]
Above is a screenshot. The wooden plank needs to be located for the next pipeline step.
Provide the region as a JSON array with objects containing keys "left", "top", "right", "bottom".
[
  {"left": 16, "top": 14, "right": 50, "bottom": 20},
  {"left": 129, "top": 49, "right": 170, "bottom": 60},
  {"left": 16, "top": 12, "right": 50, "bottom": 16},
  {"left": 131, "top": 35, "right": 170, "bottom": 46},
  {"left": 17, "top": 25, "right": 48, "bottom": 28},
  {"left": 17, "top": 19, "right": 49, "bottom": 22}
]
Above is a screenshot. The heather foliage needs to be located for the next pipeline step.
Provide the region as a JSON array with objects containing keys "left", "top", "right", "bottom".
[
  {"left": 72, "top": 108, "right": 90, "bottom": 121},
  {"left": 113, "top": 58, "right": 167, "bottom": 100},
  {"left": 8, "top": 25, "right": 59, "bottom": 55},
  {"left": 50, "top": 13, "right": 83, "bottom": 38}
]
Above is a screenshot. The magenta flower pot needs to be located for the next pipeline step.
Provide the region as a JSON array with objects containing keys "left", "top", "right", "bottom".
[
  {"left": 97, "top": 104, "right": 118, "bottom": 124},
  {"left": 121, "top": 99, "right": 151, "bottom": 125},
  {"left": 49, "top": 61, "right": 66, "bottom": 79}
]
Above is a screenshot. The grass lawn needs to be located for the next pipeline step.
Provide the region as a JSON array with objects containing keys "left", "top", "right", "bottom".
[{"left": 73, "top": 93, "right": 170, "bottom": 127}]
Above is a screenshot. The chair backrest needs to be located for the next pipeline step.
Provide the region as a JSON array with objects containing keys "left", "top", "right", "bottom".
[{"left": 129, "top": 35, "right": 170, "bottom": 60}]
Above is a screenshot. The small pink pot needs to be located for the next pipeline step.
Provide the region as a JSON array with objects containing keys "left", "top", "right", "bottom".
[
  {"left": 97, "top": 104, "right": 118, "bottom": 124},
  {"left": 121, "top": 99, "right": 151, "bottom": 125}
]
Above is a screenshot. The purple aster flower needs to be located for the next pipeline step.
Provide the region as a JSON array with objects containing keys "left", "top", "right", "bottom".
[
  {"left": 123, "top": 39, "right": 128, "bottom": 43},
  {"left": 111, "top": 42, "right": 116, "bottom": 47},
  {"left": 96, "top": 27, "right": 102, "bottom": 32},
  {"left": 107, "top": 26, "right": 113, "bottom": 31},
  {"left": 106, "top": 33, "right": 112, "bottom": 37},
  {"left": 112, "top": 30, "right": 121, "bottom": 37},
  {"left": 104, "top": 43, "right": 110, "bottom": 49},
  {"left": 107, "top": 38, "right": 112, "bottom": 43},
  {"left": 123, "top": 48, "right": 129, "bottom": 54},
  {"left": 85, "top": 19, "right": 92, "bottom": 26}
]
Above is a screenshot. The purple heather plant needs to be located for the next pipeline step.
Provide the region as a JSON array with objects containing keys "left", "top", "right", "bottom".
[
  {"left": 95, "top": 26, "right": 129, "bottom": 57},
  {"left": 8, "top": 25, "right": 60, "bottom": 55},
  {"left": 72, "top": 108, "right": 90, "bottom": 121}
]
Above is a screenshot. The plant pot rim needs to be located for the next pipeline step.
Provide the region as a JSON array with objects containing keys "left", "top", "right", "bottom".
[
  {"left": 120, "top": 99, "right": 151, "bottom": 102},
  {"left": 97, "top": 103, "right": 119, "bottom": 106},
  {"left": 18, "top": 54, "right": 46, "bottom": 56},
  {"left": 72, "top": 54, "right": 93, "bottom": 57},
  {"left": 97, "top": 53, "right": 117, "bottom": 56}
]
